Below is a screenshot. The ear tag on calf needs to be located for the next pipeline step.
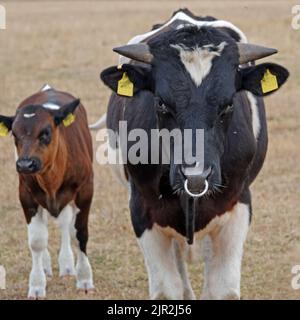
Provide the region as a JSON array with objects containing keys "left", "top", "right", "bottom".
[
  {"left": 0, "top": 122, "right": 9, "bottom": 137},
  {"left": 63, "top": 113, "right": 76, "bottom": 127},
  {"left": 261, "top": 69, "right": 278, "bottom": 94},
  {"left": 117, "top": 72, "right": 134, "bottom": 97}
]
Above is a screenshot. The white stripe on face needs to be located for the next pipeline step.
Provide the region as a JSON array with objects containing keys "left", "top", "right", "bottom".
[
  {"left": 171, "top": 42, "right": 227, "bottom": 87},
  {"left": 42, "top": 102, "right": 61, "bottom": 110},
  {"left": 23, "top": 113, "right": 36, "bottom": 118}
]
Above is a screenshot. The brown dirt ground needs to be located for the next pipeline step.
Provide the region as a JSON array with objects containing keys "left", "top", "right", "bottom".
[{"left": 0, "top": 0, "right": 299, "bottom": 300}]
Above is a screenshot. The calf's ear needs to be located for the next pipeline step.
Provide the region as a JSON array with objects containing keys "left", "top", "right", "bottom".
[
  {"left": 0, "top": 115, "right": 14, "bottom": 137},
  {"left": 52, "top": 99, "right": 80, "bottom": 127},
  {"left": 100, "top": 64, "right": 153, "bottom": 97},
  {"left": 239, "top": 63, "right": 289, "bottom": 96}
]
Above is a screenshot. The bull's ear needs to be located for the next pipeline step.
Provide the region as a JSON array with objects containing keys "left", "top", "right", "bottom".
[
  {"left": 239, "top": 63, "right": 289, "bottom": 96},
  {"left": 0, "top": 115, "right": 14, "bottom": 136},
  {"left": 100, "top": 64, "right": 153, "bottom": 96},
  {"left": 52, "top": 99, "right": 80, "bottom": 127}
]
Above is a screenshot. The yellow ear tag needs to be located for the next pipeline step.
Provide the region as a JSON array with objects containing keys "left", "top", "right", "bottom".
[
  {"left": 261, "top": 69, "right": 278, "bottom": 94},
  {"left": 0, "top": 122, "right": 9, "bottom": 137},
  {"left": 63, "top": 113, "right": 76, "bottom": 127},
  {"left": 117, "top": 72, "right": 134, "bottom": 97}
]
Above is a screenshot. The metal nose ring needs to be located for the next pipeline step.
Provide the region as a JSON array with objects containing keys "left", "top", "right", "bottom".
[{"left": 184, "top": 179, "right": 209, "bottom": 198}]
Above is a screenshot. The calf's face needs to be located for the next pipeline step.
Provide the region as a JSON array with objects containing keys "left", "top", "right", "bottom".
[{"left": 0, "top": 99, "right": 80, "bottom": 174}]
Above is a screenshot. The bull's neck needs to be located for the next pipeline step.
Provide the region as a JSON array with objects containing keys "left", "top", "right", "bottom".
[{"left": 36, "top": 138, "right": 68, "bottom": 199}]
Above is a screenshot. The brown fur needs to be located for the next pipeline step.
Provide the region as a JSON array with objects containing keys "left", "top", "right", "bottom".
[{"left": 14, "top": 89, "right": 93, "bottom": 253}]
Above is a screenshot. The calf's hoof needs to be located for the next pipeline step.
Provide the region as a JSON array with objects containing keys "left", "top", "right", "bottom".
[
  {"left": 28, "top": 286, "right": 46, "bottom": 300},
  {"left": 76, "top": 279, "right": 94, "bottom": 294}
]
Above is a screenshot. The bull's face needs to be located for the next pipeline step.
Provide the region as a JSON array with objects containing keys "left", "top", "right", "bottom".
[
  {"left": 0, "top": 99, "right": 80, "bottom": 175},
  {"left": 101, "top": 26, "right": 289, "bottom": 197}
]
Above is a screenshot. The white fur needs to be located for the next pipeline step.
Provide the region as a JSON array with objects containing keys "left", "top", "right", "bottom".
[
  {"left": 119, "top": 11, "right": 247, "bottom": 64},
  {"left": 76, "top": 250, "right": 94, "bottom": 290},
  {"left": 246, "top": 91, "right": 260, "bottom": 139},
  {"left": 42, "top": 102, "right": 61, "bottom": 110},
  {"left": 67, "top": 203, "right": 94, "bottom": 290},
  {"left": 27, "top": 208, "right": 49, "bottom": 298},
  {"left": 41, "top": 84, "right": 52, "bottom": 92},
  {"left": 56, "top": 205, "right": 76, "bottom": 276},
  {"left": 171, "top": 42, "right": 227, "bottom": 86},
  {"left": 138, "top": 225, "right": 184, "bottom": 300},
  {"left": 201, "top": 202, "right": 249, "bottom": 300},
  {"left": 23, "top": 113, "right": 36, "bottom": 118}
]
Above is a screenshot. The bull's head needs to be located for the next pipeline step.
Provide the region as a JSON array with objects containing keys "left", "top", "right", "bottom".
[
  {"left": 101, "top": 26, "right": 289, "bottom": 198},
  {"left": 0, "top": 99, "right": 80, "bottom": 174}
]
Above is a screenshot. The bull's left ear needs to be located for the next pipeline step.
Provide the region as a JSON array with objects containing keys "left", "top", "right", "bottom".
[
  {"left": 100, "top": 64, "right": 153, "bottom": 96},
  {"left": 0, "top": 115, "right": 14, "bottom": 136},
  {"left": 238, "top": 63, "right": 289, "bottom": 96},
  {"left": 52, "top": 99, "right": 80, "bottom": 127}
]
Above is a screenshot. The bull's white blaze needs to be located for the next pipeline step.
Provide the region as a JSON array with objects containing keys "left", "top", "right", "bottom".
[
  {"left": 246, "top": 91, "right": 261, "bottom": 139},
  {"left": 172, "top": 42, "right": 227, "bottom": 87}
]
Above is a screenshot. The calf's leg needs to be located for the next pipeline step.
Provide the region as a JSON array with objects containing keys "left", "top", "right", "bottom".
[
  {"left": 74, "top": 189, "right": 94, "bottom": 291},
  {"left": 57, "top": 205, "right": 76, "bottom": 276},
  {"left": 27, "top": 208, "right": 48, "bottom": 298}
]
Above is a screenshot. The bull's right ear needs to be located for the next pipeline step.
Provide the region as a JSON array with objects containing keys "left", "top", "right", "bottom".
[
  {"left": 0, "top": 115, "right": 14, "bottom": 137},
  {"left": 100, "top": 64, "right": 153, "bottom": 96}
]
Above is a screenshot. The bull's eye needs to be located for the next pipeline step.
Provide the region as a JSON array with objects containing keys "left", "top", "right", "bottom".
[
  {"left": 155, "top": 97, "right": 169, "bottom": 115},
  {"left": 39, "top": 126, "right": 52, "bottom": 145}
]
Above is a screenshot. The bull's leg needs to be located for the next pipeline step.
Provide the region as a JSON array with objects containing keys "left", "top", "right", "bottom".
[
  {"left": 201, "top": 202, "right": 250, "bottom": 300},
  {"left": 173, "top": 240, "right": 195, "bottom": 300},
  {"left": 27, "top": 208, "right": 48, "bottom": 298},
  {"left": 74, "top": 191, "right": 94, "bottom": 291},
  {"left": 138, "top": 226, "right": 184, "bottom": 300},
  {"left": 57, "top": 205, "right": 76, "bottom": 276}
]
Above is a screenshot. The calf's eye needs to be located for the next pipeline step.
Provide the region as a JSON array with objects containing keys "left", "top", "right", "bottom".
[{"left": 39, "top": 127, "right": 52, "bottom": 145}]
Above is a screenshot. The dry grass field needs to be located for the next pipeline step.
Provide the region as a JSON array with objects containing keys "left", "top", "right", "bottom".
[{"left": 0, "top": 0, "right": 299, "bottom": 300}]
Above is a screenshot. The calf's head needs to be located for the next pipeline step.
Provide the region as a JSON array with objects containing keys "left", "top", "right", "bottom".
[
  {"left": 101, "top": 26, "right": 289, "bottom": 197},
  {"left": 0, "top": 99, "right": 80, "bottom": 174}
]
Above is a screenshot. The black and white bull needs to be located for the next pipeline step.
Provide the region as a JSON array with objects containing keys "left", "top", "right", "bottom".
[{"left": 96, "top": 10, "right": 289, "bottom": 299}]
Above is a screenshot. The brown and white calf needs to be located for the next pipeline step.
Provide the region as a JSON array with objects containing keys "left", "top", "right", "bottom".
[{"left": 0, "top": 85, "right": 94, "bottom": 298}]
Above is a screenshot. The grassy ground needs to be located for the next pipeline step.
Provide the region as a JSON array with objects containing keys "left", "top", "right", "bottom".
[{"left": 0, "top": 0, "right": 299, "bottom": 300}]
